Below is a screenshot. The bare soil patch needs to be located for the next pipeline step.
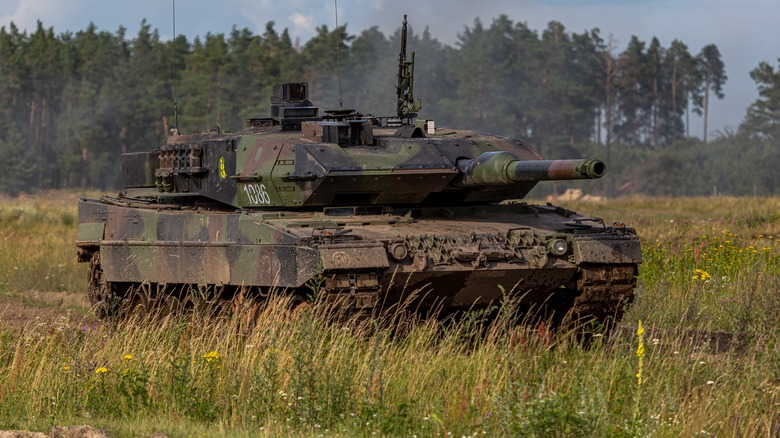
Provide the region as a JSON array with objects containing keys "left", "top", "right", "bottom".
[
  {"left": 0, "top": 425, "right": 170, "bottom": 438},
  {"left": 0, "top": 291, "right": 92, "bottom": 331}
]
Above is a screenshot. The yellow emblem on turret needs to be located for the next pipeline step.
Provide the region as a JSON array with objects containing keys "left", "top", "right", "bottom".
[{"left": 219, "top": 156, "right": 226, "bottom": 179}]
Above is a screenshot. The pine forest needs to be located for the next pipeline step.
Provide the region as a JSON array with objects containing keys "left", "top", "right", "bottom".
[{"left": 1, "top": 16, "right": 779, "bottom": 196}]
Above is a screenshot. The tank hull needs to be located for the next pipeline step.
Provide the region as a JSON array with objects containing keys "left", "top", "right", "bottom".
[{"left": 77, "top": 197, "right": 640, "bottom": 326}]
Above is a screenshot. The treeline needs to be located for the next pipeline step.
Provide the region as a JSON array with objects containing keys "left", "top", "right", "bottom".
[{"left": 0, "top": 16, "right": 778, "bottom": 196}]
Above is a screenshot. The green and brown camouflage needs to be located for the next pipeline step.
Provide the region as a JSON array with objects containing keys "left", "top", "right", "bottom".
[{"left": 76, "top": 17, "right": 640, "bottom": 328}]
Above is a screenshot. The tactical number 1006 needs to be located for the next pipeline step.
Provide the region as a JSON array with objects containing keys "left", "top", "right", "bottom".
[{"left": 243, "top": 183, "right": 271, "bottom": 205}]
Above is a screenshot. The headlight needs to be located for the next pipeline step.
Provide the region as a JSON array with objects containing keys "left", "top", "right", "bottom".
[{"left": 549, "top": 239, "right": 568, "bottom": 256}]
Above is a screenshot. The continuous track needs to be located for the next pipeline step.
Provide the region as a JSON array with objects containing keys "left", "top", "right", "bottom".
[{"left": 88, "top": 248, "right": 639, "bottom": 334}]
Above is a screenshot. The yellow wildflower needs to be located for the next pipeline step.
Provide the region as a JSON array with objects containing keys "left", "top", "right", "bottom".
[
  {"left": 692, "top": 269, "right": 712, "bottom": 281},
  {"left": 636, "top": 320, "right": 645, "bottom": 386},
  {"left": 203, "top": 351, "right": 220, "bottom": 363},
  {"left": 122, "top": 354, "right": 133, "bottom": 362},
  {"left": 62, "top": 365, "right": 71, "bottom": 372},
  {"left": 95, "top": 367, "right": 108, "bottom": 374}
]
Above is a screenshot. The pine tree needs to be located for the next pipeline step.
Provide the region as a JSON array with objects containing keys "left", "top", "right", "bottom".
[
  {"left": 615, "top": 36, "right": 650, "bottom": 146},
  {"left": 695, "top": 44, "right": 727, "bottom": 143},
  {"left": 742, "top": 59, "right": 780, "bottom": 142},
  {"left": 646, "top": 38, "right": 663, "bottom": 147},
  {"left": 343, "top": 26, "right": 393, "bottom": 114},
  {"left": 300, "top": 24, "right": 353, "bottom": 109},
  {"left": 662, "top": 40, "right": 696, "bottom": 142}
]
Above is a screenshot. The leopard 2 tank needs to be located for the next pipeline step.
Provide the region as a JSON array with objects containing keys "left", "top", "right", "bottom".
[{"left": 76, "top": 16, "right": 641, "bottom": 329}]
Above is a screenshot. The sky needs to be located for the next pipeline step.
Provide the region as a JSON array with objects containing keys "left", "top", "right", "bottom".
[{"left": 2, "top": 0, "right": 778, "bottom": 139}]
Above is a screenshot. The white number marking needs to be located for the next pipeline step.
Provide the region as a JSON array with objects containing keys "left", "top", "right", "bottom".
[{"left": 243, "top": 183, "right": 271, "bottom": 205}]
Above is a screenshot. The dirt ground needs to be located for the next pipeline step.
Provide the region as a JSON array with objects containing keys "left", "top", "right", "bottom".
[
  {"left": 0, "top": 425, "right": 170, "bottom": 438},
  {"left": 0, "top": 425, "right": 109, "bottom": 438},
  {"left": 0, "top": 291, "right": 93, "bottom": 331}
]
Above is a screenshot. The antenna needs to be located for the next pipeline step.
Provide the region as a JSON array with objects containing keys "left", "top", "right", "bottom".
[
  {"left": 334, "top": 0, "right": 343, "bottom": 109},
  {"left": 396, "top": 15, "right": 421, "bottom": 120},
  {"left": 171, "top": 0, "right": 180, "bottom": 135}
]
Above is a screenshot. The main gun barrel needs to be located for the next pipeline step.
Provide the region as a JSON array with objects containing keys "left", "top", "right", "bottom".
[{"left": 453, "top": 151, "right": 606, "bottom": 187}]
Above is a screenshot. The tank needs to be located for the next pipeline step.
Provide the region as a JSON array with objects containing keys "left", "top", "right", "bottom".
[{"left": 76, "top": 16, "right": 641, "bottom": 329}]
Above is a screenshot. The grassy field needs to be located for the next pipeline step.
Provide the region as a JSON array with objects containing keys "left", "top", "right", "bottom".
[
  {"left": 0, "top": 193, "right": 778, "bottom": 437},
  {"left": 0, "top": 191, "right": 86, "bottom": 297}
]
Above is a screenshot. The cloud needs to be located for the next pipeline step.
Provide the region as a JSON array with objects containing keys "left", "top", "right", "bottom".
[
  {"left": 0, "top": 0, "right": 162, "bottom": 35},
  {"left": 288, "top": 12, "right": 315, "bottom": 35},
  {"left": 0, "top": 0, "right": 60, "bottom": 31},
  {"left": 0, "top": 0, "right": 21, "bottom": 17}
]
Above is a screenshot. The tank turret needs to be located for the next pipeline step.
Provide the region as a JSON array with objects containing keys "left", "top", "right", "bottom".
[{"left": 121, "top": 104, "right": 607, "bottom": 210}]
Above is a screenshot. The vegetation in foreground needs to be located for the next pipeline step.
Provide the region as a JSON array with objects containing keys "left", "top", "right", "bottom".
[{"left": 0, "top": 194, "right": 779, "bottom": 437}]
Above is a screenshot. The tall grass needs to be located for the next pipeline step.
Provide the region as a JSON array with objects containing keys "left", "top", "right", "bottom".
[
  {"left": 0, "top": 191, "right": 87, "bottom": 296},
  {"left": 0, "top": 193, "right": 778, "bottom": 436},
  {"left": 570, "top": 196, "right": 780, "bottom": 334},
  {"left": 1, "top": 298, "right": 778, "bottom": 436}
]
